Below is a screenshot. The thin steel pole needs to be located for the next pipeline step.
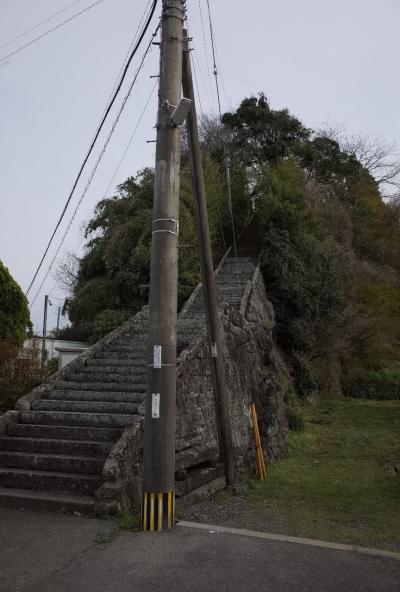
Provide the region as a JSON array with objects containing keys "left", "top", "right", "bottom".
[{"left": 41, "top": 295, "right": 48, "bottom": 373}]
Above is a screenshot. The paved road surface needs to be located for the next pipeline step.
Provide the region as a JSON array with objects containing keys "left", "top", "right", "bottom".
[{"left": 0, "top": 508, "right": 399, "bottom": 592}]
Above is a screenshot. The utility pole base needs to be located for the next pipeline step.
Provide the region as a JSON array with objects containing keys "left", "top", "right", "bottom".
[{"left": 141, "top": 490, "right": 175, "bottom": 531}]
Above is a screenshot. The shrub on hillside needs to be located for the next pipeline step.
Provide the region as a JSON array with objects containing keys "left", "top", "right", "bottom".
[
  {"left": 342, "top": 368, "right": 400, "bottom": 400},
  {"left": 280, "top": 375, "right": 305, "bottom": 432},
  {"left": 0, "top": 260, "right": 31, "bottom": 347},
  {"left": 292, "top": 351, "right": 318, "bottom": 398},
  {"left": 0, "top": 340, "right": 41, "bottom": 411},
  {"left": 90, "top": 309, "right": 132, "bottom": 343}
]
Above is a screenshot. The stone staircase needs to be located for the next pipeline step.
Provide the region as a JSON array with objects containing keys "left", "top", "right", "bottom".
[{"left": 0, "top": 240, "right": 258, "bottom": 513}]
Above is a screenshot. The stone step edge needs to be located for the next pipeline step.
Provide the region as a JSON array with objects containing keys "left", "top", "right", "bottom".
[
  {"left": 22, "top": 409, "right": 138, "bottom": 418},
  {"left": 0, "top": 451, "right": 106, "bottom": 463},
  {"left": 0, "top": 436, "right": 113, "bottom": 449},
  {"left": 0, "top": 487, "right": 118, "bottom": 515},
  {"left": 0, "top": 467, "right": 101, "bottom": 481},
  {"left": 7, "top": 423, "right": 124, "bottom": 436}
]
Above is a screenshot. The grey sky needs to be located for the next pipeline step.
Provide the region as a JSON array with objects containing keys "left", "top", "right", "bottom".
[{"left": 0, "top": 0, "right": 399, "bottom": 333}]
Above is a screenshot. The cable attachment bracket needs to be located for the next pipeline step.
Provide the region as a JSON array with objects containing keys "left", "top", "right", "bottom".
[{"left": 152, "top": 218, "right": 179, "bottom": 236}]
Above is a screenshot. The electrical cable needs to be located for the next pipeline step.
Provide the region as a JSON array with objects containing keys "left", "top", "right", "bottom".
[
  {"left": 29, "top": 26, "right": 159, "bottom": 307},
  {"left": 26, "top": 0, "right": 159, "bottom": 297},
  {"left": 205, "top": 0, "right": 240, "bottom": 276},
  {"left": 188, "top": 29, "right": 227, "bottom": 256},
  {"left": 197, "top": 0, "right": 216, "bottom": 111},
  {"left": 0, "top": 0, "right": 106, "bottom": 64},
  {"left": 97, "top": 0, "right": 153, "bottom": 125},
  {"left": 102, "top": 79, "right": 158, "bottom": 199},
  {"left": 46, "top": 77, "right": 157, "bottom": 305},
  {"left": 0, "top": 0, "right": 83, "bottom": 52}
]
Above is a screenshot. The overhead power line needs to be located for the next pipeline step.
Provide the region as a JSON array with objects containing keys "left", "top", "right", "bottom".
[
  {"left": 49, "top": 77, "right": 157, "bottom": 296},
  {"left": 197, "top": 0, "right": 215, "bottom": 111},
  {"left": 97, "top": 0, "right": 153, "bottom": 125},
  {"left": 0, "top": 0, "right": 106, "bottom": 64},
  {"left": 26, "top": 0, "right": 159, "bottom": 297},
  {"left": 102, "top": 79, "right": 158, "bottom": 198},
  {"left": 0, "top": 0, "right": 84, "bottom": 52},
  {"left": 205, "top": 0, "right": 240, "bottom": 275},
  {"left": 29, "top": 27, "right": 160, "bottom": 308}
]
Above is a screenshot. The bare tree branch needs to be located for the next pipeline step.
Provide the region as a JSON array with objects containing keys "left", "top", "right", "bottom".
[
  {"left": 319, "top": 122, "right": 400, "bottom": 199},
  {"left": 53, "top": 251, "right": 80, "bottom": 294}
]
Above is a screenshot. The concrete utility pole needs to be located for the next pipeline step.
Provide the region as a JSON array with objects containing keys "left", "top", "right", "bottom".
[
  {"left": 142, "top": 0, "right": 185, "bottom": 532},
  {"left": 41, "top": 295, "right": 49, "bottom": 373},
  {"left": 182, "top": 31, "right": 235, "bottom": 486},
  {"left": 56, "top": 306, "right": 61, "bottom": 338}
]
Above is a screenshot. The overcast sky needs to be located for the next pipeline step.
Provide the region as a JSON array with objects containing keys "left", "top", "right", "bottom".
[{"left": 1, "top": 0, "right": 399, "bottom": 333}]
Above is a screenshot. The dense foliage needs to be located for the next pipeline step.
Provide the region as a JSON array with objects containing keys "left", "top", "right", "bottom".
[
  {"left": 0, "top": 262, "right": 35, "bottom": 410},
  {"left": 62, "top": 93, "right": 400, "bottom": 398},
  {"left": 63, "top": 160, "right": 248, "bottom": 342},
  {"left": 0, "top": 340, "right": 41, "bottom": 411},
  {"left": 0, "top": 260, "right": 31, "bottom": 348},
  {"left": 223, "top": 96, "right": 400, "bottom": 396}
]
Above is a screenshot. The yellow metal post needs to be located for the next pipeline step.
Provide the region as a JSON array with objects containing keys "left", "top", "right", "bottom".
[{"left": 251, "top": 403, "right": 267, "bottom": 480}]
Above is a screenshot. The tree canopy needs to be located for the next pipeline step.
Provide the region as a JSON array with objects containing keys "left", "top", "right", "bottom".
[
  {"left": 60, "top": 93, "right": 400, "bottom": 397},
  {"left": 0, "top": 261, "right": 31, "bottom": 348}
]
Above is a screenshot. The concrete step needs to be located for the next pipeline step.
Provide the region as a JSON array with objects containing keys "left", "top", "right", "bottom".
[
  {"left": 115, "top": 338, "right": 146, "bottom": 346},
  {"left": 217, "top": 285, "right": 246, "bottom": 293},
  {"left": 0, "top": 467, "right": 101, "bottom": 495},
  {"left": 52, "top": 390, "right": 145, "bottom": 404},
  {"left": 0, "top": 487, "right": 108, "bottom": 514},
  {"left": 94, "top": 351, "right": 145, "bottom": 360},
  {"left": 105, "top": 345, "right": 145, "bottom": 353},
  {"left": 175, "top": 464, "right": 225, "bottom": 497},
  {"left": 79, "top": 364, "right": 146, "bottom": 374},
  {"left": 63, "top": 373, "right": 145, "bottom": 384},
  {"left": 6, "top": 423, "right": 123, "bottom": 442},
  {"left": 190, "top": 299, "right": 242, "bottom": 312},
  {"left": 54, "top": 381, "right": 145, "bottom": 393},
  {"left": 177, "top": 321, "right": 205, "bottom": 330},
  {"left": 218, "top": 266, "right": 255, "bottom": 274},
  {"left": 19, "top": 411, "right": 136, "bottom": 429},
  {"left": 86, "top": 358, "right": 145, "bottom": 368},
  {"left": 0, "top": 436, "right": 112, "bottom": 457},
  {"left": 215, "top": 282, "right": 248, "bottom": 290},
  {"left": 0, "top": 451, "right": 104, "bottom": 475},
  {"left": 31, "top": 399, "right": 141, "bottom": 415}
]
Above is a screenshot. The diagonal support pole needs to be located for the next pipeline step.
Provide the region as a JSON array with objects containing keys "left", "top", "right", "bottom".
[{"left": 182, "top": 30, "right": 235, "bottom": 486}]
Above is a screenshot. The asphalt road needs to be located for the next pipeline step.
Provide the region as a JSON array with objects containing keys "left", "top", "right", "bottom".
[{"left": 0, "top": 508, "right": 399, "bottom": 592}]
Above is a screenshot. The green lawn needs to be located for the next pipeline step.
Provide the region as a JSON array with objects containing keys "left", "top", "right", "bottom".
[{"left": 184, "top": 398, "right": 400, "bottom": 551}]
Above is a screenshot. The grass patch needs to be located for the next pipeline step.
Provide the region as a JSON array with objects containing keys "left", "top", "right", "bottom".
[
  {"left": 116, "top": 509, "right": 140, "bottom": 531},
  {"left": 245, "top": 398, "right": 400, "bottom": 550}
]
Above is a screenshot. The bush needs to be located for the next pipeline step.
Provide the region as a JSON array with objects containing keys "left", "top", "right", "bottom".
[
  {"left": 280, "top": 375, "right": 305, "bottom": 432},
  {"left": 46, "top": 357, "right": 59, "bottom": 377},
  {"left": 342, "top": 368, "right": 400, "bottom": 400},
  {"left": 286, "top": 405, "right": 305, "bottom": 432},
  {"left": 0, "top": 339, "right": 41, "bottom": 411},
  {"left": 259, "top": 162, "right": 347, "bottom": 353},
  {"left": 292, "top": 351, "right": 318, "bottom": 398},
  {"left": 90, "top": 309, "right": 131, "bottom": 343},
  {"left": 0, "top": 260, "right": 31, "bottom": 347}
]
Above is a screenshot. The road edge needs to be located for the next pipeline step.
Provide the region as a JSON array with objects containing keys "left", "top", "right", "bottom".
[{"left": 177, "top": 521, "right": 400, "bottom": 561}]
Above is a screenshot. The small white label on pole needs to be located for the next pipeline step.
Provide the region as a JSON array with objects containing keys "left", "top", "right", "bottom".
[
  {"left": 211, "top": 343, "right": 218, "bottom": 358},
  {"left": 153, "top": 345, "right": 162, "bottom": 369},
  {"left": 152, "top": 393, "right": 160, "bottom": 419}
]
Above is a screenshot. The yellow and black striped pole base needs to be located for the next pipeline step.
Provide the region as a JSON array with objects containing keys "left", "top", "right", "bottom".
[{"left": 142, "top": 491, "right": 175, "bottom": 531}]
